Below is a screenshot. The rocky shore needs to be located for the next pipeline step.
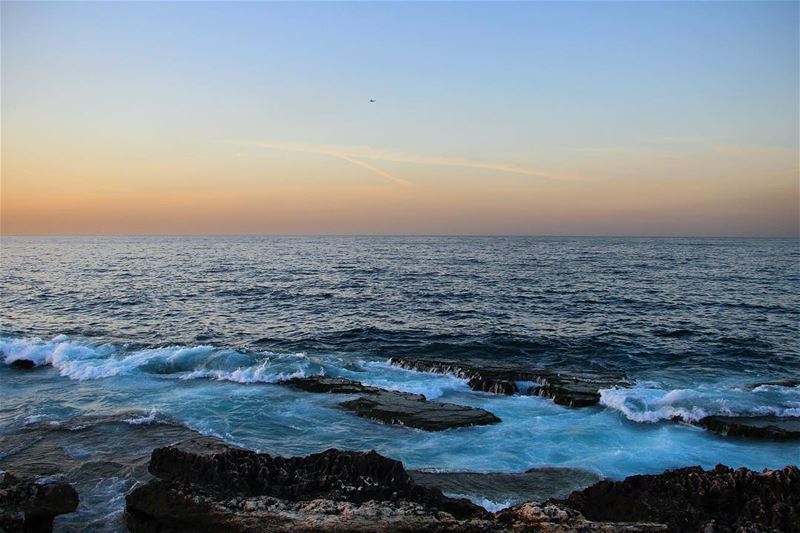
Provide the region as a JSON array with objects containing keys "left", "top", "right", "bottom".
[
  {"left": 0, "top": 471, "right": 78, "bottom": 533},
  {"left": 123, "top": 438, "right": 668, "bottom": 533},
  {"left": 3, "top": 428, "right": 798, "bottom": 532},
  {"left": 559, "top": 463, "right": 800, "bottom": 532}
]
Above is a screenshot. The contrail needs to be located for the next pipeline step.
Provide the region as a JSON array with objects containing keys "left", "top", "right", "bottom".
[
  {"left": 322, "top": 149, "right": 410, "bottom": 186},
  {"left": 225, "top": 140, "right": 554, "bottom": 184},
  {"left": 228, "top": 141, "right": 408, "bottom": 186}
]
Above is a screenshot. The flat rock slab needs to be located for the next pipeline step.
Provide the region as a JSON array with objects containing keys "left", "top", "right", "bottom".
[
  {"left": 410, "top": 467, "right": 603, "bottom": 503},
  {"left": 282, "top": 376, "right": 500, "bottom": 431},
  {"left": 695, "top": 416, "right": 800, "bottom": 440},
  {"left": 389, "top": 356, "right": 627, "bottom": 408}
]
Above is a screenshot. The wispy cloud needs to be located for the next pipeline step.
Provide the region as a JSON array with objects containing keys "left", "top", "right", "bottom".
[{"left": 224, "top": 140, "right": 550, "bottom": 185}]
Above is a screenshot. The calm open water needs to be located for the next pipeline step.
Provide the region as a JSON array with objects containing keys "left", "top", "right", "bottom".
[{"left": 1, "top": 236, "right": 799, "bottom": 525}]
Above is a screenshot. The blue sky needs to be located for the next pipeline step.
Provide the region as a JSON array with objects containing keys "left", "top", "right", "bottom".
[{"left": 2, "top": 1, "right": 798, "bottom": 235}]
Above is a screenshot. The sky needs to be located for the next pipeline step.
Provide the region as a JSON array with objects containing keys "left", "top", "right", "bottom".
[{"left": 1, "top": 1, "right": 798, "bottom": 236}]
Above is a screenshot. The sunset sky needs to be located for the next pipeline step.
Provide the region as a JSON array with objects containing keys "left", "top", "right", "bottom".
[{"left": 2, "top": 1, "right": 798, "bottom": 236}]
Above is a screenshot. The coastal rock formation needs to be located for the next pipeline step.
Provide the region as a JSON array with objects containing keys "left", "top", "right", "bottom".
[
  {"left": 282, "top": 376, "right": 500, "bottom": 431},
  {"left": 558, "top": 464, "right": 800, "bottom": 533},
  {"left": 124, "top": 438, "right": 486, "bottom": 532},
  {"left": 389, "top": 356, "right": 627, "bottom": 407},
  {"left": 0, "top": 471, "right": 79, "bottom": 533},
  {"left": 125, "top": 439, "right": 665, "bottom": 532},
  {"left": 695, "top": 416, "right": 800, "bottom": 441},
  {"left": 495, "top": 503, "right": 666, "bottom": 532}
]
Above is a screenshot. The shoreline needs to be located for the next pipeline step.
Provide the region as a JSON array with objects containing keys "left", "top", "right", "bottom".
[{"left": 1, "top": 414, "right": 798, "bottom": 532}]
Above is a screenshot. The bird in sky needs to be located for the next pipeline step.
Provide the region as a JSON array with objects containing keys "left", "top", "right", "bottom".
[{"left": 369, "top": 99, "right": 375, "bottom": 103}]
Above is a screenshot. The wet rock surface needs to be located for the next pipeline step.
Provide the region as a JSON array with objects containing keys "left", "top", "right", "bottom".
[
  {"left": 0, "top": 413, "right": 204, "bottom": 531},
  {"left": 125, "top": 440, "right": 666, "bottom": 533},
  {"left": 695, "top": 416, "right": 800, "bottom": 440},
  {"left": 0, "top": 470, "right": 79, "bottom": 533},
  {"left": 409, "top": 467, "right": 603, "bottom": 504},
  {"left": 558, "top": 464, "right": 800, "bottom": 533},
  {"left": 281, "top": 376, "right": 501, "bottom": 431},
  {"left": 124, "top": 438, "right": 486, "bottom": 532},
  {"left": 7, "top": 359, "right": 37, "bottom": 370},
  {"left": 389, "top": 356, "right": 627, "bottom": 407},
  {"left": 747, "top": 379, "right": 800, "bottom": 390}
]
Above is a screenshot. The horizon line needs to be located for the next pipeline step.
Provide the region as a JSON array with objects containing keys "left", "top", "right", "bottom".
[{"left": 1, "top": 233, "right": 798, "bottom": 240}]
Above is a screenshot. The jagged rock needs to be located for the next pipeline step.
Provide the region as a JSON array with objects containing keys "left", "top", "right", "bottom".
[
  {"left": 8, "top": 359, "right": 37, "bottom": 370},
  {"left": 124, "top": 439, "right": 487, "bottom": 532},
  {"left": 496, "top": 502, "right": 667, "bottom": 532},
  {"left": 389, "top": 356, "right": 627, "bottom": 407},
  {"left": 557, "top": 464, "right": 800, "bottom": 533},
  {"left": 125, "top": 440, "right": 669, "bottom": 532},
  {"left": 281, "top": 376, "right": 500, "bottom": 431},
  {"left": 695, "top": 416, "right": 800, "bottom": 440},
  {"left": 0, "top": 471, "right": 79, "bottom": 533}
]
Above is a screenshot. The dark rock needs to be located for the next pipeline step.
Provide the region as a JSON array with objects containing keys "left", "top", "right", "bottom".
[
  {"left": 8, "top": 359, "right": 37, "bottom": 370},
  {"left": 390, "top": 356, "right": 627, "bottom": 408},
  {"left": 495, "top": 502, "right": 667, "bottom": 532},
  {"left": 125, "top": 439, "right": 487, "bottom": 532},
  {"left": 0, "top": 471, "right": 79, "bottom": 533},
  {"left": 281, "top": 376, "right": 500, "bottom": 431},
  {"left": 410, "top": 467, "right": 603, "bottom": 503},
  {"left": 747, "top": 379, "right": 800, "bottom": 390},
  {"left": 125, "top": 439, "right": 667, "bottom": 532},
  {"left": 557, "top": 464, "right": 800, "bottom": 533},
  {"left": 282, "top": 376, "right": 384, "bottom": 395},
  {"left": 340, "top": 391, "right": 500, "bottom": 431},
  {"left": 695, "top": 416, "right": 800, "bottom": 440}
]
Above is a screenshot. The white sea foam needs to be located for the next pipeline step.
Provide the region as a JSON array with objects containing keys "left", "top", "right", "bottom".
[
  {"left": 180, "top": 364, "right": 310, "bottom": 384},
  {"left": 445, "top": 493, "right": 515, "bottom": 512},
  {"left": 355, "top": 360, "right": 470, "bottom": 399},
  {"left": 600, "top": 382, "right": 800, "bottom": 423},
  {"left": 124, "top": 408, "right": 159, "bottom": 426},
  {"left": 1, "top": 335, "right": 314, "bottom": 384}
]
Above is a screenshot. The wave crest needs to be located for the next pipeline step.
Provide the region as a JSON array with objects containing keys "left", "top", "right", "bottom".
[{"left": 600, "top": 382, "right": 800, "bottom": 423}]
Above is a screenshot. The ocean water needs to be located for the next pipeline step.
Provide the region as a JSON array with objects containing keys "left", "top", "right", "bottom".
[{"left": 1, "top": 236, "right": 799, "bottom": 524}]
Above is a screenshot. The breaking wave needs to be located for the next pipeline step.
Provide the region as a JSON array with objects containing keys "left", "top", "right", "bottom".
[
  {"left": 600, "top": 382, "right": 800, "bottom": 423},
  {"left": 0, "top": 335, "right": 316, "bottom": 384}
]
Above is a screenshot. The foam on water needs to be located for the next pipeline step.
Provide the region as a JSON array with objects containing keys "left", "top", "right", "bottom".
[
  {"left": 1, "top": 333, "right": 799, "bottom": 483},
  {"left": 600, "top": 381, "right": 800, "bottom": 423},
  {"left": 0, "top": 335, "right": 315, "bottom": 384},
  {"left": 446, "top": 494, "right": 515, "bottom": 512}
]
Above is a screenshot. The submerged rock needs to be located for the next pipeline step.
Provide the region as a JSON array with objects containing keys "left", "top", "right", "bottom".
[
  {"left": 695, "top": 416, "right": 800, "bottom": 440},
  {"left": 410, "top": 466, "right": 603, "bottom": 503},
  {"left": 389, "top": 356, "right": 627, "bottom": 407},
  {"left": 0, "top": 413, "right": 208, "bottom": 529},
  {"left": 282, "top": 376, "right": 500, "bottom": 431},
  {"left": 747, "top": 379, "right": 800, "bottom": 390},
  {"left": 8, "top": 359, "right": 37, "bottom": 370},
  {"left": 0, "top": 471, "right": 79, "bottom": 533},
  {"left": 557, "top": 464, "right": 800, "bottom": 533}
]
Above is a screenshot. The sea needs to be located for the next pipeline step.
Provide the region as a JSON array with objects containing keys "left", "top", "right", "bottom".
[{"left": 1, "top": 236, "right": 798, "bottom": 529}]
